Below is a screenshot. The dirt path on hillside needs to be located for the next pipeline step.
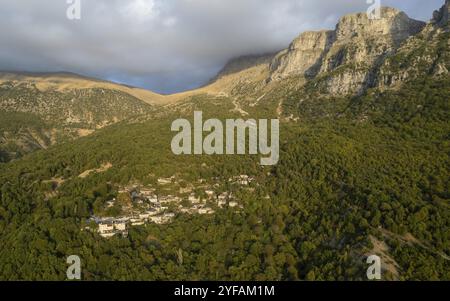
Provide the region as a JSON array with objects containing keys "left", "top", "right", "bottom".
[{"left": 232, "top": 98, "right": 249, "bottom": 116}]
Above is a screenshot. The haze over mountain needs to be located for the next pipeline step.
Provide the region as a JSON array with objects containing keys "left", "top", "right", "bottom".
[{"left": 0, "top": 0, "right": 444, "bottom": 93}]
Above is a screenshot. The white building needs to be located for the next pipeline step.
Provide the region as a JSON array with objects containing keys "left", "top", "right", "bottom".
[
  {"left": 98, "top": 220, "right": 128, "bottom": 238},
  {"left": 147, "top": 195, "right": 158, "bottom": 203},
  {"left": 131, "top": 220, "right": 145, "bottom": 226},
  {"left": 139, "top": 213, "right": 152, "bottom": 220},
  {"left": 146, "top": 209, "right": 160, "bottom": 216},
  {"left": 218, "top": 192, "right": 228, "bottom": 201},
  {"left": 150, "top": 216, "right": 163, "bottom": 224},
  {"left": 100, "top": 232, "right": 116, "bottom": 238},
  {"left": 98, "top": 222, "right": 114, "bottom": 233},
  {"left": 140, "top": 188, "right": 155, "bottom": 196},
  {"left": 188, "top": 194, "right": 201, "bottom": 204},
  {"left": 150, "top": 215, "right": 174, "bottom": 224},
  {"left": 158, "top": 178, "right": 172, "bottom": 185},
  {"left": 205, "top": 190, "right": 215, "bottom": 199},
  {"left": 198, "top": 208, "right": 214, "bottom": 215},
  {"left": 160, "top": 195, "right": 180, "bottom": 204},
  {"left": 130, "top": 218, "right": 145, "bottom": 226},
  {"left": 217, "top": 199, "right": 227, "bottom": 208},
  {"left": 114, "top": 222, "right": 127, "bottom": 232},
  {"left": 229, "top": 201, "right": 239, "bottom": 208}
]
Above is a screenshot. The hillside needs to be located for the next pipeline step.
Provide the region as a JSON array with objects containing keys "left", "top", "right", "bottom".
[
  {"left": 0, "top": 72, "right": 160, "bottom": 161},
  {"left": 0, "top": 73, "right": 448, "bottom": 280}
]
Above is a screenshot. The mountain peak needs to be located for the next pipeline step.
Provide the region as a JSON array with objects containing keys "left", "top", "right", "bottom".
[
  {"left": 270, "top": 30, "right": 334, "bottom": 79},
  {"left": 432, "top": 0, "right": 450, "bottom": 27},
  {"left": 269, "top": 7, "right": 425, "bottom": 84},
  {"left": 335, "top": 7, "right": 425, "bottom": 42}
]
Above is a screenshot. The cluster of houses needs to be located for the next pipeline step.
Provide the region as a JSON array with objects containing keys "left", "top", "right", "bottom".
[
  {"left": 95, "top": 218, "right": 128, "bottom": 238},
  {"left": 228, "top": 175, "right": 255, "bottom": 186},
  {"left": 93, "top": 175, "right": 252, "bottom": 238},
  {"left": 94, "top": 211, "right": 177, "bottom": 238}
]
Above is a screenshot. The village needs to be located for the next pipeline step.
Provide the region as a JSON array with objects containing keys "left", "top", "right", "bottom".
[{"left": 88, "top": 174, "right": 255, "bottom": 238}]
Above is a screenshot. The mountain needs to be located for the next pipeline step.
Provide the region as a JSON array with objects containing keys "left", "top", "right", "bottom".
[
  {"left": 377, "top": 2, "right": 450, "bottom": 89},
  {"left": 0, "top": 71, "right": 172, "bottom": 105},
  {"left": 0, "top": 2, "right": 448, "bottom": 281},
  {"left": 433, "top": 0, "right": 450, "bottom": 27},
  {"left": 0, "top": 72, "right": 154, "bottom": 161},
  {"left": 191, "top": 5, "right": 448, "bottom": 110},
  {"left": 271, "top": 7, "right": 425, "bottom": 95},
  {"left": 0, "top": 71, "right": 208, "bottom": 161},
  {"left": 202, "top": 4, "right": 449, "bottom": 119},
  {"left": 209, "top": 7, "right": 430, "bottom": 97}
]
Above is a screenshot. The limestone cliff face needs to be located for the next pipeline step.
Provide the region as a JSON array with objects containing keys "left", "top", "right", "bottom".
[
  {"left": 432, "top": 0, "right": 450, "bottom": 27},
  {"left": 322, "top": 7, "right": 424, "bottom": 70},
  {"left": 269, "top": 7, "right": 426, "bottom": 95},
  {"left": 319, "top": 8, "right": 425, "bottom": 95},
  {"left": 270, "top": 30, "right": 334, "bottom": 80},
  {"left": 334, "top": 7, "right": 425, "bottom": 43},
  {"left": 208, "top": 2, "right": 448, "bottom": 98},
  {"left": 376, "top": 1, "right": 450, "bottom": 89}
]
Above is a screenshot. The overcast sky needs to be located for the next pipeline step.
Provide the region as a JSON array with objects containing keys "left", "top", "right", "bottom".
[{"left": 0, "top": 0, "right": 444, "bottom": 93}]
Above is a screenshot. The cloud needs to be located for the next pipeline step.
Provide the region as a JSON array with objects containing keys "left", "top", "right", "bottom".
[{"left": 0, "top": 0, "right": 444, "bottom": 93}]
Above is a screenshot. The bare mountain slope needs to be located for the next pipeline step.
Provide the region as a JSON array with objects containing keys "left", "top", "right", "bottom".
[{"left": 0, "top": 71, "right": 172, "bottom": 106}]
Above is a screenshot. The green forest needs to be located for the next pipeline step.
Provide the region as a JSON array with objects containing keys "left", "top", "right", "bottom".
[{"left": 0, "top": 73, "right": 448, "bottom": 280}]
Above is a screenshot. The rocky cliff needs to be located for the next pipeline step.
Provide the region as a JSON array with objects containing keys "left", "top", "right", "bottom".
[
  {"left": 432, "top": 0, "right": 450, "bottom": 27},
  {"left": 269, "top": 7, "right": 426, "bottom": 95},
  {"left": 270, "top": 30, "right": 334, "bottom": 80},
  {"left": 376, "top": 1, "right": 450, "bottom": 89}
]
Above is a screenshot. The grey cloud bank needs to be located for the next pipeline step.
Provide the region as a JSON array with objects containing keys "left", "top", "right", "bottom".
[{"left": 0, "top": 0, "right": 443, "bottom": 94}]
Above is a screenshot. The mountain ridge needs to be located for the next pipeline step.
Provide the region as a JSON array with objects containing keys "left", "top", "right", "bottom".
[
  {"left": 1, "top": 2, "right": 449, "bottom": 162},
  {"left": 0, "top": 5, "right": 440, "bottom": 103}
]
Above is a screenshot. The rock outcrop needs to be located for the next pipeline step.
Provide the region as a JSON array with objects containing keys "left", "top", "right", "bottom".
[
  {"left": 270, "top": 30, "right": 335, "bottom": 80},
  {"left": 432, "top": 0, "right": 450, "bottom": 27},
  {"left": 334, "top": 7, "right": 425, "bottom": 43},
  {"left": 376, "top": 1, "right": 450, "bottom": 89},
  {"left": 269, "top": 7, "right": 426, "bottom": 95}
]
